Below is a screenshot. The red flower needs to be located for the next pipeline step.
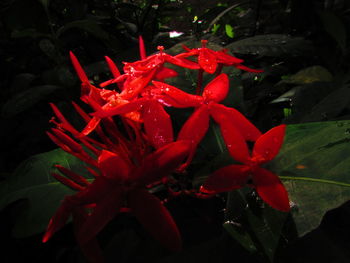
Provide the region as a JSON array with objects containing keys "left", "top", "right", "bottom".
[
  {"left": 150, "top": 73, "right": 261, "bottom": 167},
  {"left": 43, "top": 140, "right": 190, "bottom": 253},
  {"left": 201, "top": 124, "right": 290, "bottom": 212},
  {"left": 177, "top": 40, "right": 263, "bottom": 74}
]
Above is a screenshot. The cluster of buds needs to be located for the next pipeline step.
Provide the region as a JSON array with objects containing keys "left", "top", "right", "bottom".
[{"left": 44, "top": 37, "right": 290, "bottom": 262}]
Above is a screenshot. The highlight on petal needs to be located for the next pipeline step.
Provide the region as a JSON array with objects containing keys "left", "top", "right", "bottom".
[
  {"left": 164, "top": 54, "right": 200, "bottom": 69},
  {"left": 142, "top": 100, "right": 174, "bottom": 149},
  {"left": 98, "top": 150, "right": 131, "bottom": 180},
  {"left": 128, "top": 189, "right": 182, "bottom": 251},
  {"left": 210, "top": 110, "right": 251, "bottom": 164},
  {"left": 152, "top": 81, "right": 203, "bottom": 107},
  {"left": 120, "top": 69, "right": 156, "bottom": 99},
  {"left": 252, "top": 124, "right": 286, "bottom": 164},
  {"left": 198, "top": 48, "right": 217, "bottom": 73},
  {"left": 201, "top": 165, "right": 249, "bottom": 193},
  {"left": 252, "top": 167, "right": 290, "bottom": 212},
  {"left": 80, "top": 116, "right": 101, "bottom": 136},
  {"left": 69, "top": 51, "right": 89, "bottom": 83},
  {"left": 209, "top": 103, "right": 261, "bottom": 141},
  {"left": 93, "top": 98, "right": 148, "bottom": 118},
  {"left": 202, "top": 73, "right": 229, "bottom": 103}
]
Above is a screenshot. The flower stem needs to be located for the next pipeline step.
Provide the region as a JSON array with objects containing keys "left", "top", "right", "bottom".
[{"left": 280, "top": 176, "right": 350, "bottom": 188}]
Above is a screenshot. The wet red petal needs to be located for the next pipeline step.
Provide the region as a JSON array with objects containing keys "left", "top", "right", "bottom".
[
  {"left": 252, "top": 124, "right": 286, "bottom": 164},
  {"left": 93, "top": 98, "right": 148, "bottom": 118},
  {"left": 77, "top": 189, "right": 123, "bottom": 244},
  {"left": 202, "top": 73, "right": 229, "bottom": 103},
  {"left": 120, "top": 69, "right": 156, "bottom": 99},
  {"left": 178, "top": 105, "right": 209, "bottom": 145},
  {"left": 209, "top": 103, "right": 261, "bottom": 141},
  {"left": 142, "top": 100, "right": 173, "bottom": 149},
  {"left": 98, "top": 150, "right": 131, "bottom": 180},
  {"left": 152, "top": 81, "right": 203, "bottom": 107},
  {"left": 210, "top": 109, "right": 251, "bottom": 164},
  {"left": 69, "top": 51, "right": 89, "bottom": 83},
  {"left": 201, "top": 165, "right": 249, "bottom": 193},
  {"left": 155, "top": 67, "right": 178, "bottom": 81},
  {"left": 80, "top": 117, "right": 101, "bottom": 136},
  {"left": 253, "top": 167, "right": 290, "bottom": 212},
  {"left": 128, "top": 189, "right": 182, "bottom": 251},
  {"left": 198, "top": 48, "right": 217, "bottom": 73}
]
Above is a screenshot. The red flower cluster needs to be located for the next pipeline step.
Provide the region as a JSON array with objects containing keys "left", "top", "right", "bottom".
[{"left": 44, "top": 37, "right": 289, "bottom": 262}]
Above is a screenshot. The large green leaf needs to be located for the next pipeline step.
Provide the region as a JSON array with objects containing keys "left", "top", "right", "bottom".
[
  {"left": 0, "top": 148, "right": 91, "bottom": 237},
  {"left": 269, "top": 120, "right": 350, "bottom": 236}
]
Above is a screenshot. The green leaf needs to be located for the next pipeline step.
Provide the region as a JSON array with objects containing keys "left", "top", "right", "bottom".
[
  {"left": 0, "top": 148, "right": 91, "bottom": 237},
  {"left": 269, "top": 121, "right": 350, "bottom": 236},
  {"left": 225, "top": 24, "right": 234, "bottom": 38}
]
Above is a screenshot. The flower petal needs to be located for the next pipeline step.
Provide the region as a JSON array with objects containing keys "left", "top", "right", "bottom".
[
  {"left": 210, "top": 107, "right": 251, "bottom": 164},
  {"left": 120, "top": 69, "right": 156, "bottom": 99},
  {"left": 253, "top": 167, "right": 290, "bottom": 212},
  {"left": 77, "top": 188, "right": 123, "bottom": 244},
  {"left": 134, "top": 140, "right": 190, "bottom": 185},
  {"left": 252, "top": 124, "right": 286, "bottom": 164},
  {"left": 202, "top": 73, "right": 229, "bottom": 103},
  {"left": 201, "top": 164, "right": 249, "bottom": 193},
  {"left": 138, "top": 35, "right": 147, "bottom": 60},
  {"left": 143, "top": 100, "right": 174, "bottom": 149},
  {"left": 209, "top": 103, "right": 261, "bottom": 141},
  {"left": 178, "top": 105, "right": 210, "bottom": 145},
  {"left": 128, "top": 189, "right": 181, "bottom": 251},
  {"left": 72, "top": 207, "right": 105, "bottom": 263},
  {"left": 70, "top": 51, "right": 89, "bottom": 83},
  {"left": 93, "top": 98, "right": 148, "bottom": 118},
  {"left": 98, "top": 150, "right": 131, "bottom": 180},
  {"left": 198, "top": 48, "right": 217, "bottom": 73},
  {"left": 104, "top": 56, "right": 121, "bottom": 78},
  {"left": 164, "top": 54, "right": 200, "bottom": 69},
  {"left": 152, "top": 81, "right": 203, "bottom": 107},
  {"left": 155, "top": 67, "right": 178, "bottom": 81},
  {"left": 234, "top": 64, "right": 264, "bottom": 73}
]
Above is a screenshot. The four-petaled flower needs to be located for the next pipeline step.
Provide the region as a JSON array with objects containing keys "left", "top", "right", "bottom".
[{"left": 201, "top": 124, "right": 290, "bottom": 212}]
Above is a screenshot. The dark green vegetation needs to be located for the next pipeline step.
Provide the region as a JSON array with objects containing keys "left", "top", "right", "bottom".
[{"left": 1, "top": 0, "right": 350, "bottom": 262}]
